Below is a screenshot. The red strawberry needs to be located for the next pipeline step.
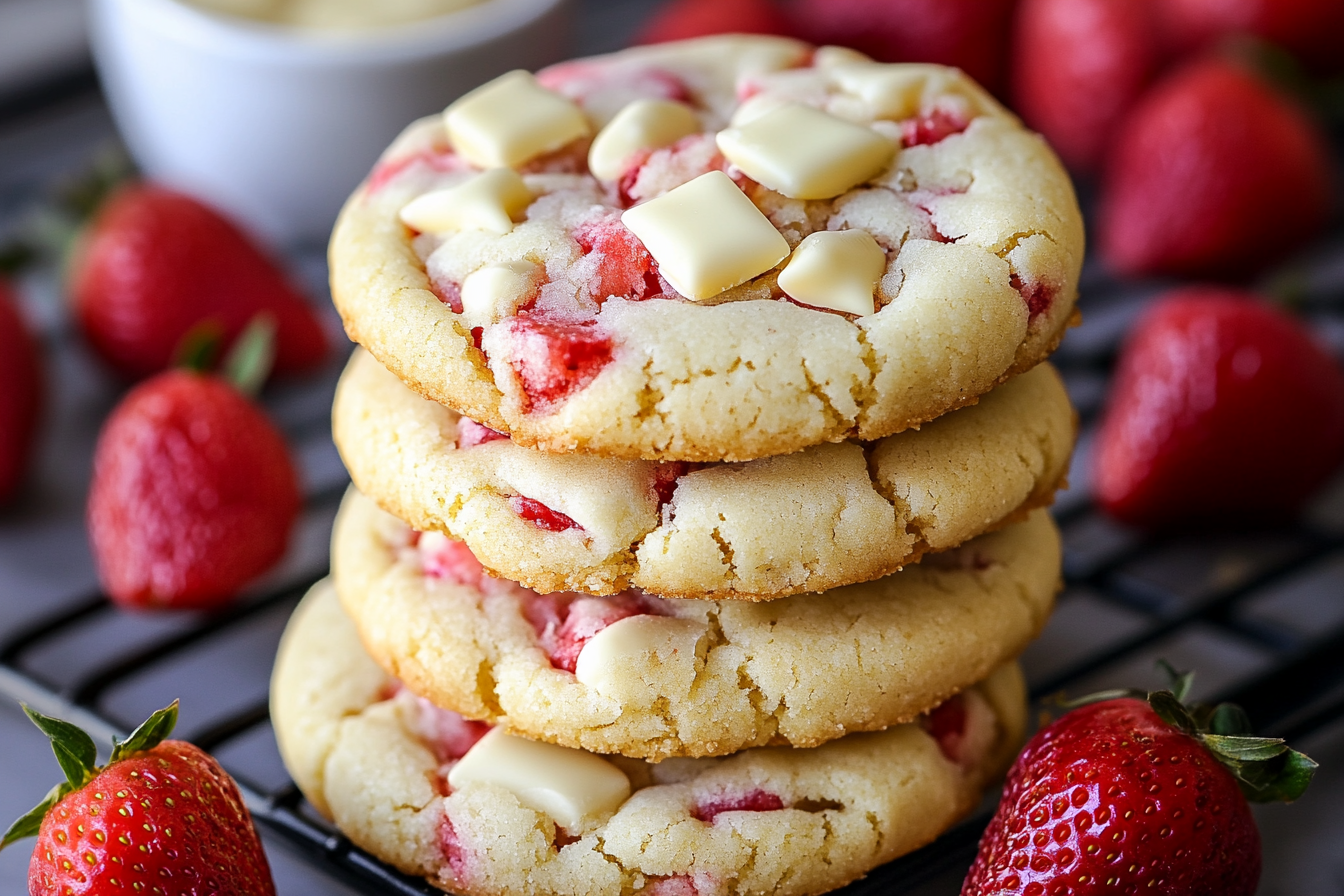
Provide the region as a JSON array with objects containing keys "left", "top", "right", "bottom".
[
  {"left": 1009, "top": 0, "right": 1164, "bottom": 173},
  {"left": 2, "top": 701, "right": 276, "bottom": 896},
  {"left": 1158, "top": 0, "right": 1344, "bottom": 74},
  {"left": 0, "top": 278, "right": 42, "bottom": 503},
  {"left": 1093, "top": 288, "right": 1344, "bottom": 529},
  {"left": 1098, "top": 58, "right": 1333, "bottom": 279},
  {"left": 634, "top": 0, "right": 793, "bottom": 45},
  {"left": 962, "top": 669, "right": 1316, "bottom": 895},
  {"left": 71, "top": 183, "right": 328, "bottom": 379},
  {"left": 87, "top": 338, "right": 302, "bottom": 609},
  {"left": 785, "top": 0, "right": 1019, "bottom": 96},
  {"left": 495, "top": 314, "right": 615, "bottom": 412}
]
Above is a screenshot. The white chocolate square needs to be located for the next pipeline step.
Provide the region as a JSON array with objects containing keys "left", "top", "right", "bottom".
[
  {"left": 398, "top": 168, "right": 533, "bottom": 235},
  {"left": 620, "top": 171, "right": 790, "bottom": 301},
  {"left": 445, "top": 70, "right": 591, "bottom": 169},
  {"left": 460, "top": 260, "right": 541, "bottom": 329},
  {"left": 574, "top": 615, "right": 708, "bottom": 703},
  {"left": 588, "top": 99, "right": 701, "bottom": 182},
  {"left": 447, "top": 729, "right": 631, "bottom": 830},
  {"left": 715, "top": 102, "right": 894, "bottom": 200},
  {"left": 777, "top": 229, "right": 886, "bottom": 316}
]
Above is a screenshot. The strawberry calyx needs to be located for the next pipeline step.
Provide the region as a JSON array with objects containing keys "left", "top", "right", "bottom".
[
  {"left": 172, "top": 313, "right": 277, "bottom": 397},
  {"left": 0, "top": 700, "right": 180, "bottom": 851},
  {"left": 1061, "top": 661, "right": 1316, "bottom": 803}
]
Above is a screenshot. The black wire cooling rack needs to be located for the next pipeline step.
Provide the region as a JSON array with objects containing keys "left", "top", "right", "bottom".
[{"left": 3, "top": 24, "right": 1344, "bottom": 896}]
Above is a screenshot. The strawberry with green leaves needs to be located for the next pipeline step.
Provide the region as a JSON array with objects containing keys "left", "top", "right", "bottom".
[
  {"left": 962, "top": 665, "right": 1316, "bottom": 896},
  {"left": 1, "top": 701, "right": 276, "bottom": 896}
]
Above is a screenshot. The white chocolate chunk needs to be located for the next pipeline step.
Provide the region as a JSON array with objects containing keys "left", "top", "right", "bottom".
[
  {"left": 777, "top": 229, "right": 886, "bottom": 316},
  {"left": 447, "top": 728, "right": 630, "bottom": 830},
  {"left": 588, "top": 99, "right": 701, "bottom": 181},
  {"left": 812, "top": 45, "right": 875, "bottom": 68},
  {"left": 398, "top": 168, "right": 532, "bottom": 235},
  {"left": 621, "top": 171, "right": 789, "bottom": 301},
  {"left": 574, "top": 616, "right": 708, "bottom": 704},
  {"left": 460, "top": 261, "right": 541, "bottom": 329},
  {"left": 715, "top": 103, "right": 894, "bottom": 200},
  {"left": 444, "top": 70, "right": 591, "bottom": 169},
  {"left": 729, "top": 93, "right": 791, "bottom": 128}
]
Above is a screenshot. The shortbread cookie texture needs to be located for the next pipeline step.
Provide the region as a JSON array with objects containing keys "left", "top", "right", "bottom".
[
  {"left": 334, "top": 349, "right": 1074, "bottom": 599},
  {"left": 331, "top": 486, "right": 1058, "bottom": 759},
  {"left": 272, "top": 580, "right": 1028, "bottom": 896},
  {"left": 330, "top": 34, "right": 1084, "bottom": 462}
]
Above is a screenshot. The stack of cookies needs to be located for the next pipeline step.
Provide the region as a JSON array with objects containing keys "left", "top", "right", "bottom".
[{"left": 271, "top": 34, "right": 1083, "bottom": 896}]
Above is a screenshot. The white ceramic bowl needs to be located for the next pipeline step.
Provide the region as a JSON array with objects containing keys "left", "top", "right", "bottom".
[{"left": 87, "top": 0, "right": 574, "bottom": 246}]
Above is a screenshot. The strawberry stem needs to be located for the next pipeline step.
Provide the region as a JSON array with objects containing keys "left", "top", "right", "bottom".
[
  {"left": 0, "top": 700, "right": 181, "bottom": 852},
  {"left": 1058, "top": 661, "right": 1317, "bottom": 803},
  {"left": 222, "top": 313, "right": 277, "bottom": 397}
]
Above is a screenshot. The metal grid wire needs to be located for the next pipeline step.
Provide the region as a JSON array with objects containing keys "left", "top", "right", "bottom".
[{"left": 3, "top": 48, "right": 1344, "bottom": 896}]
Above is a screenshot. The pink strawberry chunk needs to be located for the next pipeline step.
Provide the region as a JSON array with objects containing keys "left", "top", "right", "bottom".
[
  {"left": 369, "top": 148, "right": 468, "bottom": 194},
  {"left": 523, "top": 591, "right": 666, "bottom": 673},
  {"left": 439, "top": 816, "right": 471, "bottom": 881},
  {"left": 503, "top": 315, "right": 614, "bottom": 411},
  {"left": 574, "top": 215, "right": 662, "bottom": 302},
  {"left": 1010, "top": 273, "right": 1055, "bottom": 320},
  {"left": 901, "top": 108, "right": 971, "bottom": 146},
  {"left": 920, "top": 693, "right": 968, "bottom": 764},
  {"left": 693, "top": 789, "right": 787, "bottom": 823},
  {"left": 419, "top": 532, "right": 487, "bottom": 586},
  {"left": 509, "top": 496, "right": 581, "bottom": 532},
  {"left": 646, "top": 876, "right": 699, "bottom": 896},
  {"left": 411, "top": 694, "right": 493, "bottom": 762},
  {"left": 456, "top": 417, "right": 508, "bottom": 448}
]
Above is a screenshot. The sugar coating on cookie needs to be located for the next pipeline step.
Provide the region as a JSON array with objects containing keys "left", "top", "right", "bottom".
[
  {"left": 333, "top": 349, "right": 1074, "bottom": 599},
  {"left": 329, "top": 486, "right": 1059, "bottom": 760},
  {"left": 271, "top": 580, "right": 1028, "bottom": 896},
  {"left": 330, "top": 35, "right": 1084, "bottom": 462}
]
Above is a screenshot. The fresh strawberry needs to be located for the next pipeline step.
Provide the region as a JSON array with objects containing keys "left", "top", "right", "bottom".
[
  {"left": 71, "top": 183, "right": 328, "bottom": 379},
  {"left": 634, "top": 0, "right": 793, "bottom": 45},
  {"left": 1010, "top": 0, "right": 1164, "bottom": 173},
  {"left": 1094, "top": 288, "right": 1344, "bottom": 529},
  {"left": 1157, "top": 0, "right": 1344, "bottom": 74},
  {"left": 1098, "top": 58, "right": 1333, "bottom": 279},
  {"left": 962, "top": 667, "right": 1315, "bottom": 895},
  {"left": 87, "top": 323, "right": 301, "bottom": 609},
  {"left": 0, "top": 278, "right": 42, "bottom": 503},
  {"left": 785, "top": 0, "right": 1019, "bottom": 96},
  {"left": 1, "top": 701, "right": 276, "bottom": 896}
]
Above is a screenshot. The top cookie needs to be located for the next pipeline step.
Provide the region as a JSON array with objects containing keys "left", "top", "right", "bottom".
[{"left": 330, "top": 35, "right": 1084, "bottom": 462}]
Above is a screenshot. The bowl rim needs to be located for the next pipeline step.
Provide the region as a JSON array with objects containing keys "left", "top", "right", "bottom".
[{"left": 93, "top": 0, "right": 571, "bottom": 65}]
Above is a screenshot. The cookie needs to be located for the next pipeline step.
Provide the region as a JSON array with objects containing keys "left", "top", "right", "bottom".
[
  {"left": 333, "top": 349, "right": 1074, "bottom": 599},
  {"left": 331, "top": 485, "right": 1058, "bottom": 760},
  {"left": 329, "top": 34, "right": 1084, "bottom": 463},
  {"left": 272, "top": 579, "right": 1028, "bottom": 896}
]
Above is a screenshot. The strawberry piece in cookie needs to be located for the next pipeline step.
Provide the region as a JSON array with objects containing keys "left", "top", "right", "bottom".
[
  {"left": 574, "top": 214, "right": 662, "bottom": 302},
  {"left": 646, "top": 876, "right": 701, "bottom": 896},
  {"left": 369, "top": 148, "right": 469, "bottom": 194},
  {"left": 524, "top": 592, "right": 666, "bottom": 672},
  {"left": 419, "top": 531, "right": 487, "bottom": 586},
  {"left": 509, "top": 496, "right": 581, "bottom": 532},
  {"left": 901, "top": 108, "right": 970, "bottom": 147},
  {"left": 456, "top": 417, "right": 507, "bottom": 448},
  {"left": 502, "top": 315, "right": 614, "bottom": 411},
  {"left": 406, "top": 693, "right": 493, "bottom": 763},
  {"left": 1010, "top": 274, "right": 1054, "bottom": 321},
  {"left": 693, "top": 789, "right": 787, "bottom": 823},
  {"left": 538, "top": 61, "right": 690, "bottom": 112},
  {"left": 920, "top": 694, "right": 968, "bottom": 763}
]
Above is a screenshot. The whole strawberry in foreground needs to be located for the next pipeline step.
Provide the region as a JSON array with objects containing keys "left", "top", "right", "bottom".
[
  {"left": 1098, "top": 58, "right": 1333, "bottom": 279},
  {"left": 1010, "top": 0, "right": 1164, "bottom": 173},
  {"left": 634, "top": 0, "right": 792, "bottom": 44},
  {"left": 88, "top": 323, "right": 301, "bottom": 609},
  {"left": 71, "top": 183, "right": 328, "bottom": 379},
  {"left": 0, "top": 278, "right": 42, "bottom": 504},
  {"left": 963, "top": 669, "right": 1315, "bottom": 895},
  {"left": 1094, "top": 288, "right": 1344, "bottom": 529},
  {"left": 785, "top": 0, "right": 1018, "bottom": 95},
  {"left": 1, "top": 701, "right": 276, "bottom": 896}
]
